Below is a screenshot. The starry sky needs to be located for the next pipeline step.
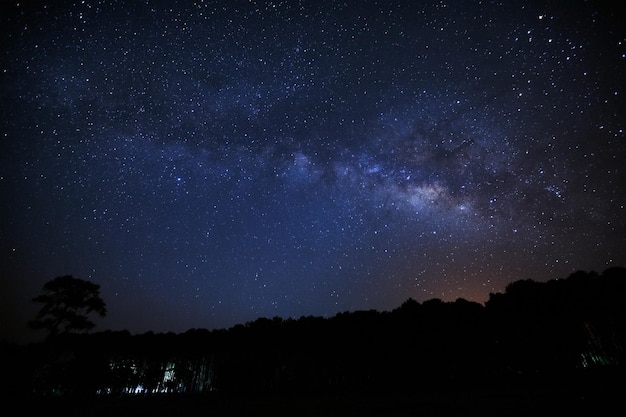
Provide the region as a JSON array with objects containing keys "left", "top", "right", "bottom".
[{"left": 1, "top": 0, "right": 625, "bottom": 344}]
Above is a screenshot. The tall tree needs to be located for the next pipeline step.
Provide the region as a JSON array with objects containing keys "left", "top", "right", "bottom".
[{"left": 29, "top": 275, "right": 107, "bottom": 337}]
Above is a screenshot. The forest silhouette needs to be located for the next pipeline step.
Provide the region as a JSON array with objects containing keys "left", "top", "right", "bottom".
[{"left": 3, "top": 267, "right": 625, "bottom": 416}]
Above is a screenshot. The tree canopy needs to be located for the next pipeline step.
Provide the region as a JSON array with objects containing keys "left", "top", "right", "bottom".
[{"left": 29, "top": 275, "right": 107, "bottom": 337}]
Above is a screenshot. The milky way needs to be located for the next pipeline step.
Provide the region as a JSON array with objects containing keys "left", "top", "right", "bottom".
[{"left": 1, "top": 0, "right": 625, "bottom": 342}]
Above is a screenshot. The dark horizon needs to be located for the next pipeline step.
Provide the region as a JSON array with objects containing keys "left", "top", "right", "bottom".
[
  {"left": 4, "top": 266, "right": 625, "bottom": 416},
  {"left": 4, "top": 265, "right": 623, "bottom": 346}
]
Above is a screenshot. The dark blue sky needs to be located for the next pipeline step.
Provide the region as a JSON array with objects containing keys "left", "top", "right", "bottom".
[{"left": 1, "top": 0, "right": 625, "bottom": 343}]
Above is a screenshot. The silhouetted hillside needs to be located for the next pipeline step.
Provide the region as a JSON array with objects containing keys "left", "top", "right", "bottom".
[{"left": 3, "top": 267, "right": 625, "bottom": 416}]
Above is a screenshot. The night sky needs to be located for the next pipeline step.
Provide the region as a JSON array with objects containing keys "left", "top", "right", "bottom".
[{"left": 1, "top": 0, "right": 625, "bottom": 344}]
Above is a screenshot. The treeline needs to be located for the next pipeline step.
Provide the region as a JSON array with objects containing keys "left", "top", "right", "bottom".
[{"left": 4, "top": 267, "right": 625, "bottom": 399}]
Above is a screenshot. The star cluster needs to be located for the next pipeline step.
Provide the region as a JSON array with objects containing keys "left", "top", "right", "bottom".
[{"left": 1, "top": 0, "right": 625, "bottom": 342}]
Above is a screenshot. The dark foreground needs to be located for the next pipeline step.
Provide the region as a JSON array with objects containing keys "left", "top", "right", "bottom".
[{"left": 15, "top": 369, "right": 626, "bottom": 417}]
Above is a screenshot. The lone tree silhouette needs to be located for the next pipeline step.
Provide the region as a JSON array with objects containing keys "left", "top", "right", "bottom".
[{"left": 29, "top": 275, "right": 107, "bottom": 338}]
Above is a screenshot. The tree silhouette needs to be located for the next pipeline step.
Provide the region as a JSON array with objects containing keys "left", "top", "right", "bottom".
[{"left": 29, "top": 275, "right": 107, "bottom": 338}]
